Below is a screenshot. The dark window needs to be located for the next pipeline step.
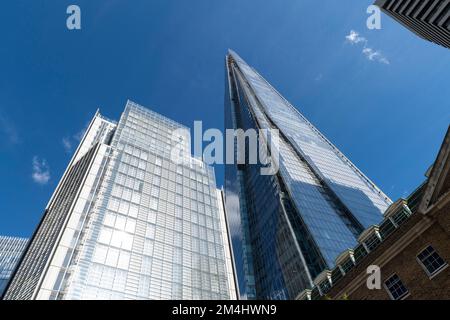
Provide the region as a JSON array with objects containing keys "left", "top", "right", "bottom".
[
  {"left": 353, "top": 244, "right": 368, "bottom": 263},
  {"left": 331, "top": 267, "right": 343, "bottom": 285},
  {"left": 417, "top": 246, "right": 447, "bottom": 277},
  {"left": 318, "top": 279, "right": 332, "bottom": 295},
  {"left": 392, "top": 208, "right": 410, "bottom": 226},
  {"left": 340, "top": 258, "right": 354, "bottom": 274},
  {"left": 384, "top": 274, "right": 409, "bottom": 300},
  {"left": 365, "top": 233, "right": 382, "bottom": 252},
  {"left": 379, "top": 219, "right": 396, "bottom": 239}
]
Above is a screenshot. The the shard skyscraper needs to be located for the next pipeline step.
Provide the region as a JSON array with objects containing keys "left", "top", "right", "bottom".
[{"left": 224, "top": 50, "right": 391, "bottom": 300}]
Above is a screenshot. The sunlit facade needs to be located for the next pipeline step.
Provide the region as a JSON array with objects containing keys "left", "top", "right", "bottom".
[
  {"left": 4, "top": 101, "right": 236, "bottom": 300},
  {"left": 0, "top": 236, "right": 27, "bottom": 297},
  {"left": 224, "top": 50, "right": 392, "bottom": 299}
]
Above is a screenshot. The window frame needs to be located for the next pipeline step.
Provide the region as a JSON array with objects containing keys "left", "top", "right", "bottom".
[
  {"left": 416, "top": 245, "right": 448, "bottom": 279},
  {"left": 383, "top": 273, "right": 410, "bottom": 301}
]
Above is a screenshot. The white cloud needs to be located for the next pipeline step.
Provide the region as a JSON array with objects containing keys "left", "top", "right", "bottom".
[
  {"left": 345, "top": 30, "right": 367, "bottom": 45},
  {"left": 0, "top": 112, "right": 20, "bottom": 145},
  {"left": 62, "top": 122, "right": 88, "bottom": 153},
  {"left": 345, "top": 30, "right": 389, "bottom": 65},
  {"left": 32, "top": 156, "right": 50, "bottom": 185},
  {"left": 62, "top": 137, "right": 72, "bottom": 153},
  {"left": 74, "top": 123, "right": 88, "bottom": 142},
  {"left": 362, "top": 47, "right": 390, "bottom": 64}
]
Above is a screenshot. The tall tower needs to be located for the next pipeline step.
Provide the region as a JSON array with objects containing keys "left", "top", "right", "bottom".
[
  {"left": 375, "top": 0, "right": 450, "bottom": 49},
  {"left": 224, "top": 50, "right": 391, "bottom": 300},
  {"left": 4, "top": 100, "right": 236, "bottom": 300},
  {"left": 0, "top": 236, "right": 27, "bottom": 296}
]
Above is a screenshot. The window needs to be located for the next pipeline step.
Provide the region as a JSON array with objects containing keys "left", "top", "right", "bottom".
[
  {"left": 151, "top": 187, "right": 159, "bottom": 197},
  {"left": 131, "top": 192, "right": 141, "bottom": 204},
  {"left": 153, "top": 176, "right": 161, "bottom": 186},
  {"left": 99, "top": 228, "right": 112, "bottom": 244},
  {"left": 384, "top": 274, "right": 409, "bottom": 300},
  {"left": 117, "top": 251, "right": 130, "bottom": 270},
  {"left": 150, "top": 197, "right": 159, "bottom": 210},
  {"left": 146, "top": 224, "right": 156, "bottom": 239},
  {"left": 118, "top": 201, "right": 129, "bottom": 215},
  {"left": 115, "top": 215, "right": 126, "bottom": 230},
  {"left": 417, "top": 246, "right": 447, "bottom": 277},
  {"left": 129, "top": 204, "right": 139, "bottom": 218},
  {"left": 125, "top": 219, "right": 136, "bottom": 233},
  {"left": 105, "top": 248, "right": 120, "bottom": 267},
  {"left": 143, "top": 239, "right": 154, "bottom": 256},
  {"left": 93, "top": 245, "right": 108, "bottom": 264},
  {"left": 110, "top": 230, "right": 133, "bottom": 250},
  {"left": 141, "top": 256, "right": 152, "bottom": 274},
  {"left": 104, "top": 213, "right": 116, "bottom": 227}
]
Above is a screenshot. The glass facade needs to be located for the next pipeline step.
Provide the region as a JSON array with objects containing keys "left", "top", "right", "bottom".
[
  {"left": 224, "top": 50, "right": 391, "bottom": 299},
  {"left": 4, "top": 101, "right": 236, "bottom": 300},
  {"left": 0, "top": 236, "right": 28, "bottom": 297}
]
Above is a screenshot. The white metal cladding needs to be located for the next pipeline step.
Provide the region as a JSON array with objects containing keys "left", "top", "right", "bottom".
[
  {"left": 34, "top": 101, "right": 235, "bottom": 300},
  {"left": 6, "top": 101, "right": 236, "bottom": 300}
]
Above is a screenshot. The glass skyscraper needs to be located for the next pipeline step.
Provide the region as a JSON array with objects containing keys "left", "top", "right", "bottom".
[
  {"left": 224, "top": 50, "right": 392, "bottom": 300},
  {"left": 0, "top": 236, "right": 28, "bottom": 296},
  {"left": 3, "top": 101, "right": 236, "bottom": 300}
]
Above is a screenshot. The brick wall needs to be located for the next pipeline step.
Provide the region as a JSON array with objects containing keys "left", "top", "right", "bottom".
[{"left": 337, "top": 200, "right": 450, "bottom": 300}]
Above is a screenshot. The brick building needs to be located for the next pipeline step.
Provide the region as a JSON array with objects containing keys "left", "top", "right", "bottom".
[{"left": 298, "top": 127, "right": 450, "bottom": 300}]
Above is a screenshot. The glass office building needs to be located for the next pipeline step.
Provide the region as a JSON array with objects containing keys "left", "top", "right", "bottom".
[
  {"left": 224, "top": 50, "right": 392, "bottom": 299},
  {"left": 4, "top": 101, "right": 237, "bottom": 300},
  {"left": 0, "top": 236, "right": 28, "bottom": 297}
]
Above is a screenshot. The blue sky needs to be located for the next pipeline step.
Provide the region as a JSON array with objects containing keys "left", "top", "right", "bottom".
[{"left": 0, "top": 0, "right": 449, "bottom": 237}]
